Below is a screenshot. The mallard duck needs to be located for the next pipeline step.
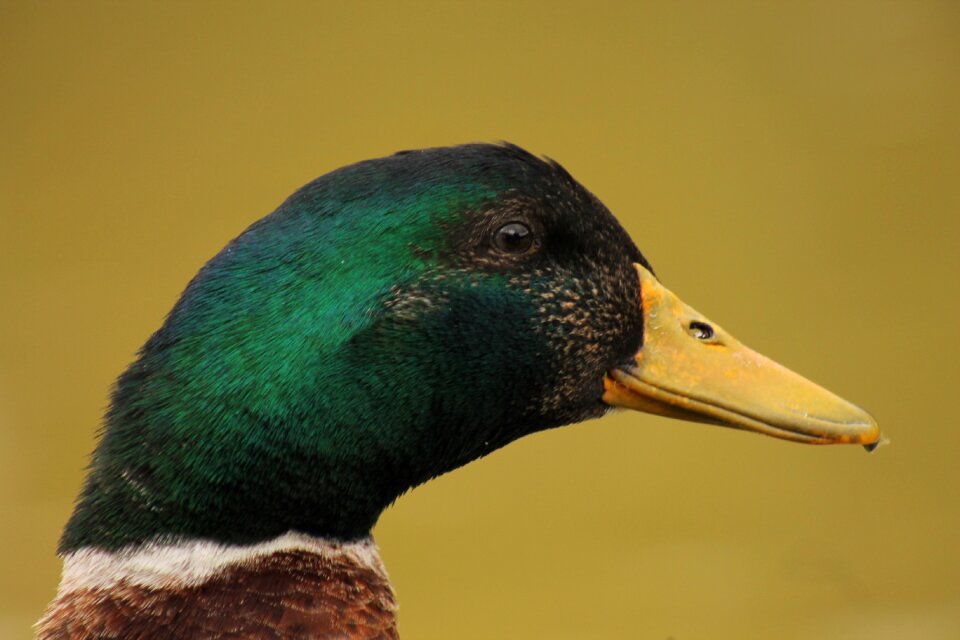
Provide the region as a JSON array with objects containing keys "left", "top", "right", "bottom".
[{"left": 38, "top": 143, "right": 879, "bottom": 639}]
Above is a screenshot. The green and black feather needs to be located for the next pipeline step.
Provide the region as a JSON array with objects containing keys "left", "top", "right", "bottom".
[{"left": 62, "top": 143, "right": 651, "bottom": 551}]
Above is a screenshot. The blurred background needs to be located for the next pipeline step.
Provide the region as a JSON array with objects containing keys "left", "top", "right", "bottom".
[{"left": 2, "top": 1, "right": 958, "bottom": 638}]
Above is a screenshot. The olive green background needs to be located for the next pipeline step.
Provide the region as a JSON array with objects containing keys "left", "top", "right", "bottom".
[{"left": 3, "top": 2, "right": 958, "bottom": 638}]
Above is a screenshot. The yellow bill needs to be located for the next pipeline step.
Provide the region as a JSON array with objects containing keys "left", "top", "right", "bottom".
[{"left": 604, "top": 264, "right": 881, "bottom": 448}]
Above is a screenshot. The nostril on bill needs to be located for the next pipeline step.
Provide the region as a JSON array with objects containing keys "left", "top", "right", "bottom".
[{"left": 689, "top": 321, "right": 715, "bottom": 341}]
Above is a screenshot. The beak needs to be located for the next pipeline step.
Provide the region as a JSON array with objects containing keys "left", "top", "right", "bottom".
[{"left": 603, "top": 264, "right": 881, "bottom": 447}]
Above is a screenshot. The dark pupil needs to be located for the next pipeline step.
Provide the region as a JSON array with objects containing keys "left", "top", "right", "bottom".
[{"left": 495, "top": 222, "right": 533, "bottom": 253}]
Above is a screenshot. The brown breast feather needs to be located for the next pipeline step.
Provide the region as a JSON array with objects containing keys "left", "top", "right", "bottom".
[{"left": 36, "top": 548, "right": 399, "bottom": 639}]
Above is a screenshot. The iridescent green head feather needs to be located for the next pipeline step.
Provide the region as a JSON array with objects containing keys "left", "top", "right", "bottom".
[{"left": 62, "top": 144, "right": 650, "bottom": 551}]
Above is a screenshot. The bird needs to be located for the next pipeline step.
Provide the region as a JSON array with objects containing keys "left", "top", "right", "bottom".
[{"left": 37, "top": 143, "right": 880, "bottom": 639}]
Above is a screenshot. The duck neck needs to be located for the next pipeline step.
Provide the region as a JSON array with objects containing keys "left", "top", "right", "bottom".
[{"left": 38, "top": 531, "right": 399, "bottom": 640}]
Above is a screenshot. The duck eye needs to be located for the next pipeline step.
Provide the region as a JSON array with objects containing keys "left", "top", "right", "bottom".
[
  {"left": 493, "top": 222, "right": 535, "bottom": 254},
  {"left": 689, "top": 321, "right": 715, "bottom": 341}
]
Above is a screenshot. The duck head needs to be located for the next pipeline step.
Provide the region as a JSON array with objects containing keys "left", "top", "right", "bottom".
[{"left": 61, "top": 144, "right": 879, "bottom": 552}]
